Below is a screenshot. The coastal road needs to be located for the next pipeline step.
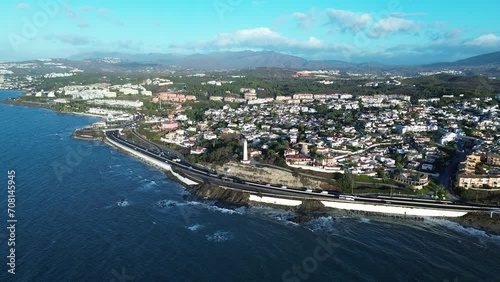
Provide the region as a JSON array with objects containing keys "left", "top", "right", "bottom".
[
  {"left": 105, "top": 129, "right": 500, "bottom": 213},
  {"left": 438, "top": 140, "right": 465, "bottom": 199}
]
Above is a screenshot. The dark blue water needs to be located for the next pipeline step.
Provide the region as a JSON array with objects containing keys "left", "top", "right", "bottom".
[{"left": 0, "top": 90, "right": 499, "bottom": 282}]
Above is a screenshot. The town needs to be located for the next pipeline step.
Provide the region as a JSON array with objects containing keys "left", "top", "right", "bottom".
[{"left": 1, "top": 60, "right": 499, "bottom": 204}]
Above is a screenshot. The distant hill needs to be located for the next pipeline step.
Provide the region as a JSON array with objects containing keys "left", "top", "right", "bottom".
[
  {"left": 66, "top": 50, "right": 500, "bottom": 73},
  {"left": 175, "top": 51, "right": 307, "bottom": 69},
  {"left": 424, "top": 51, "right": 500, "bottom": 68},
  {"left": 454, "top": 51, "right": 500, "bottom": 66},
  {"left": 68, "top": 52, "right": 185, "bottom": 65}
]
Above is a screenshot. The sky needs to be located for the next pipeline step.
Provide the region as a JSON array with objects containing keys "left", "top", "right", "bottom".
[{"left": 1, "top": 0, "right": 500, "bottom": 64}]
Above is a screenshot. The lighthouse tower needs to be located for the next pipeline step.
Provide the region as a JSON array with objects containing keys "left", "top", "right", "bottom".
[{"left": 241, "top": 139, "right": 251, "bottom": 164}]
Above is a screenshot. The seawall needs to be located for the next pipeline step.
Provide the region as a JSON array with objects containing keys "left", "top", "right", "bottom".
[
  {"left": 105, "top": 134, "right": 469, "bottom": 218},
  {"left": 105, "top": 136, "right": 198, "bottom": 186},
  {"left": 320, "top": 201, "right": 467, "bottom": 217}
]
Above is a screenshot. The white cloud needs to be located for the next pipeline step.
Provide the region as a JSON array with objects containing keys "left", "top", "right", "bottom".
[
  {"left": 292, "top": 9, "right": 316, "bottom": 29},
  {"left": 80, "top": 5, "right": 93, "bottom": 12},
  {"left": 466, "top": 34, "right": 500, "bottom": 47},
  {"left": 170, "top": 27, "right": 352, "bottom": 55},
  {"left": 97, "top": 8, "right": 109, "bottom": 15},
  {"left": 77, "top": 18, "right": 89, "bottom": 27},
  {"left": 63, "top": 4, "right": 76, "bottom": 18},
  {"left": 16, "top": 2, "right": 31, "bottom": 10},
  {"left": 444, "top": 29, "right": 462, "bottom": 40},
  {"left": 326, "top": 9, "right": 371, "bottom": 33},
  {"left": 368, "top": 17, "right": 421, "bottom": 38},
  {"left": 390, "top": 12, "right": 426, "bottom": 18},
  {"left": 45, "top": 34, "right": 93, "bottom": 46}
]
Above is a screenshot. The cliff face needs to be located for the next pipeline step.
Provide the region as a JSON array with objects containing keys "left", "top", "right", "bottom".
[
  {"left": 188, "top": 183, "right": 250, "bottom": 206},
  {"left": 202, "top": 162, "right": 328, "bottom": 189},
  {"left": 297, "top": 199, "right": 326, "bottom": 214},
  {"left": 452, "top": 212, "right": 500, "bottom": 235}
]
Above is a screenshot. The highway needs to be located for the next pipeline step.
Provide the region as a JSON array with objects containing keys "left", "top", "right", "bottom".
[{"left": 104, "top": 128, "right": 500, "bottom": 214}]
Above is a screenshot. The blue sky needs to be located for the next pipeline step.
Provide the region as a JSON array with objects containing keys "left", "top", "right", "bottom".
[{"left": 1, "top": 0, "right": 500, "bottom": 64}]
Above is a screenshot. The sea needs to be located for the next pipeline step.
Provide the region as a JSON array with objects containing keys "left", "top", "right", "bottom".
[{"left": 0, "top": 90, "right": 499, "bottom": 282}]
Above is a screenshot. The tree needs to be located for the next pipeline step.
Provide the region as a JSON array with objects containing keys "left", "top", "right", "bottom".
[{"left": 339, "top": 172, "right": 355, "bottom": 194}]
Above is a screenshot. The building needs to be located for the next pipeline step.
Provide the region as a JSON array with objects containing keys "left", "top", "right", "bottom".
[
  {"left": 394, "top": 171, "right": 429, "bottom": 189},
  {"left": 241, "top": 139, "right": 251, "bottom": 164},
  {"left": 457, "top": 174, "right": 500, "bottom": 189},
  {"left": 440, "top": 132, "right": 457, "bottom": 145},
  {"left": 157, "top": 93, "right": 196, "bottom": 103},
  {"left": 191, "top": 146, "right": 207, "bottom": 155},
  {"left": 244, "top": 92, "right": 257, "bottom": 101},
  {"left": 161, "top": 121, "right": 179, "bottom": 131},
  {"left": 285, "top": 154, "right": 313, "bottom": 166},
  {"left": 485, "top": 153, "right": 500, "bottom": 166},
  {"left": 460, "top": 153, "right": 482, "bottom": 174}
]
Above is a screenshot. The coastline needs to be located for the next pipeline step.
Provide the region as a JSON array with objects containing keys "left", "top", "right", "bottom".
[
  {"left": 68, "top": 111, "right": 106, "bottom": 120},
  {"left": 0, "top": 96, "right": 106, "bottom": 120},
  {"left": 2, "top": 94, "right": 499, "bottom": 235}
]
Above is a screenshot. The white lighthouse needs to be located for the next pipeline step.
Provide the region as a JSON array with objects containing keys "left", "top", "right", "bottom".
[{"left": 241, "top": 139, "right": 250, "bottom": 164}]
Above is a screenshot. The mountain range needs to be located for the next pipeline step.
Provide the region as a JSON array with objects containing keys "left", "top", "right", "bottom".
[{"left": 68, "top": 50, "right": 500, "bottom": 74}]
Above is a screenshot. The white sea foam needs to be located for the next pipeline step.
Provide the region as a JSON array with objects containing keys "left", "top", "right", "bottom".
[
  {"left": 206, "top": 230, "right": 233, "bottom": 242},
  {"left": 359, "top": 217, "right": 371, "bottom": 223},
  {"left": 424, "top": 218, "right": 500, "bottom": 245},
  {"left": 305, "top": 216, "right": 337, "bottom": 234},
  {"left": 152, "top": 199, "right": 245, "bottom": 215},
  {"left": 117, "top": 200, "right": 129, "bottom": 207},
  {"left": 186, "top": 224, "right": 205, "bottom": 231},
  {"left": 247, "top": 206, "right": 299, "bottom": 226},
  {"left": 185, "top": 201, "right": 245, "bottom": 215},
  {"left": 153, "top": 199, "right": 184, "bottom": 208},
  {"left": 138, "top": 180, "right": 159, "bottom": 191}
]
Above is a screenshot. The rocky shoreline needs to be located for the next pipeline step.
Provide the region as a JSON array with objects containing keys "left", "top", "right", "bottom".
[
  {"left": 449, "top": 212, "right": 500, "bottom": 235},
  {"left": 1, "top": 98, "right": 54, "bottom": 109},
  {"left": 55, "top": 117, "right": 500, "bottom": 236}
]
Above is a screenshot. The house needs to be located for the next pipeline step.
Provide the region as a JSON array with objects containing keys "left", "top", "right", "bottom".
[
  {"left": 394, "top": 171, "right": 429, "bottom": 189},
  {"left": 286, "top": 154, "right": 313, "bottom": 166},
  {"left": 191, "top": 146, "right": 207, "bottom": 155},
  {"left": 161, "top": 121, "right": 178, "bottom": 131},
  {"left": 457, "top": 174, "right": 500, "bottom": 189},
  {"left": 250, "top": 149, "right": 262, "bottom": 158}
]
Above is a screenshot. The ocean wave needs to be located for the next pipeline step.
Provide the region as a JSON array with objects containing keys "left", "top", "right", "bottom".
[
  {"left": 186, "top": 224, "right": 205, "bottom": 231},
  {"left": 305, "top": 216, "right": 337, "bottom": 234},
  {"left": 151, "top": 199, "right": 245, "bottom": 216},
  {"left": 359, "top": 217, "right": 371, "bottom": 223},
  {"left": 117, "top": 200, "right": 129, "bottom": 207},
  {"left": 424, "top": 218, "right": 500, "bottom": 245},
  {"left": 152, "top": 199, "right": 184, "bottom": 209},
  {"left": 206, "top": 230, "right": 233, "bottom": 242},
  {"left": 137, "top": 180, "right": 159, "bottom": 191},
  {"left": 184, "top": 201, "right": 246, "bottom": 215},
  {"left": 247, "top": 206, "right": 299, "bottom": 225}
]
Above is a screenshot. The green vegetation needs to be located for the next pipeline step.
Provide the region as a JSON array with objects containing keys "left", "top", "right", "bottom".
[
  {"left": 53, "top": 101, "right": 90, "bottom": 113},
  {"left": 197, "top": 135, "right": 241, "bottom": 165},
  {"left": 456, "top": 187, "right": 500, "bottom": 204},
  {"left": 34, "top": 73, "right": 153, "bottom": 91}
]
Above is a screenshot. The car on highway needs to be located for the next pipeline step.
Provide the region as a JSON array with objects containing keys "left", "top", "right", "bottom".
[{"left": 339, "top": 195, "right": 355, "bottom": 201}]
